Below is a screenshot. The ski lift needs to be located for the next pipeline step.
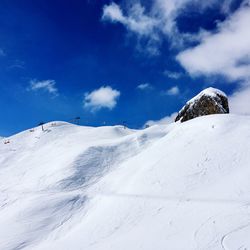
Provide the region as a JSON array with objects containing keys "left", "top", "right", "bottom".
[
  {"left": 75, "top": 117, "right": 80, "bottom": 125},
  {"left": 122, "top": 121, "right": 127, "bottom": 129},
  {"left": 38, "top": 122, "right": 45, "bottom": 131}
]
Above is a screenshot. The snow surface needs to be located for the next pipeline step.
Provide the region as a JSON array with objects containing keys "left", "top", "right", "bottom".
[{"left": 1, "top": 115, "right": 250, "bottom": 250}]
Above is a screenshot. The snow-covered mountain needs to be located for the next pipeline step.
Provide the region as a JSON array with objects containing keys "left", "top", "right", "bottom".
[
  {"left": 175, "top": 87, "right": 229, "bottom": 122},
  {"left": 1, "top": 114, "right": 250, "bottom": 250}
]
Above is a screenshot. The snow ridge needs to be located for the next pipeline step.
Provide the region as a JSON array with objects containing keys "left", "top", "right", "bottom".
[{"left": 188, "top": 87, "right": 227, "bottom": 104}]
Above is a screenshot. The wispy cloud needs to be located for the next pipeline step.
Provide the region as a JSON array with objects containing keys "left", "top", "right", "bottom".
[
  {"left": 102, "top": 0, "right": 226, "bottom": 54},
  {"left": 137, "top": 83, "right": 153, "bottom": 90},
  {"left": 102, "top": 2, "right": 160, "bottom": 55},
  {"left": 145, "top": 112, "right": 177, "bottom": 127},
  {"left": 84, "top": 86, "right": 120, "bottom": 112},
  {"left": 163, "top": 70, "right": 183, "bottom": 79},
  {"left": 102, "top": 2, "right": 158, "bottom": 36},
  {"left": 7, "top": 60, "right": 25, "bottom": 70},
  {"left": 165, "top": 86, "right": 180, "bottom": 96},
  {"left": 28, "top": 79, "right": 58, "bottom": 95}
]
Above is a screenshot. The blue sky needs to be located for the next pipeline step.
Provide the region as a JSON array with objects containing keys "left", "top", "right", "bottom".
[{"left": 0, "top": 0, "right": 250, "bottom": 136}]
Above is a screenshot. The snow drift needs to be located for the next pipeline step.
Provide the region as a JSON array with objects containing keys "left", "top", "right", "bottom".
[{"left": 1, "top": 114, "right": 250, "bottom": 250}]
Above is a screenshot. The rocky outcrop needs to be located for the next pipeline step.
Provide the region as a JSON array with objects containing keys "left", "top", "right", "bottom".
[{"left": 175, "top": 87, "right": 229, "bottom": 123}]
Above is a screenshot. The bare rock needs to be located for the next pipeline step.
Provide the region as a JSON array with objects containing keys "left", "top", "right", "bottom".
[{"left": 175, "top": 87, "right": 229, "bottom": 123}]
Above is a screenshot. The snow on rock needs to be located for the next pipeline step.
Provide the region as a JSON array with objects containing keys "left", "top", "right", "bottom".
[
  {"left": 1, "top": 115, "right": 250, "bottom": 250},
  {"left": 175, "top": 87, "right": 229, "bottom": 122}
]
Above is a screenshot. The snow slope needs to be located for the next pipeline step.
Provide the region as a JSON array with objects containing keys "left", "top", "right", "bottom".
[{"left": 1, "top": 115, "right": 250, "bottom": 250}]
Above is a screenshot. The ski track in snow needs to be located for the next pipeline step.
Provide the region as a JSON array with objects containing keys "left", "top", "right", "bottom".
[{"left": 1, "top": 115, "right": 250, "bottom": 249}]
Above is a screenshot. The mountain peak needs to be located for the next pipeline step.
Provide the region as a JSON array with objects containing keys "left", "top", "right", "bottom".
[{"left": 175, "top": 87, "right": 229, "bottom": 122}]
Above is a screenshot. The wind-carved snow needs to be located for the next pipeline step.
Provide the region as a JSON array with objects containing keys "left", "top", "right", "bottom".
[
  {"left": 1, "top": 115, "right": 250, "bottom": 250},
  {"left": 58, "top": 131, "right": 162, "bottom": 191}
]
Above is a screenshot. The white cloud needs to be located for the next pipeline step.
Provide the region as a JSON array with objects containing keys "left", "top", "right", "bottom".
[
  {"left": 163, "top": 70, "right": 183, "bottom": 79},
  {"left": 137, "top": 83, "right": 152, "bottom": 90},
  {"left": 101, "top": 1, "right": 171, "bottom": 54},
  {"left": 84, "top": 86, "right": 120, "bottom": 112},
  {"left": 29, "top": 79, "right": 58, "bottom": 95},
  {"left": 102, "top": 2, "right": 158, "bottom": 36},
  {"left": 177, "top": 2, "right": 250, "bottom": 81},
  {"left": 102, "top": 0, "right": 226, "bottom": 53},
  {"left": 229, "top": 84, "right": 250, "bottom": 115},
  {"left": 102, "top": 2, "right": 125, "bottom": 23},
  {"left": 102, "top": 0, "right": 250, "bottom": 60},
  {"left": 145, "top": 112, "right": 177, "bottom": 127},
  {"left": 165, "top": 86, "right": 180, "bottom": 96},
  {"left": 102, "top": 2, "right": 160, "bottom": 55}
]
